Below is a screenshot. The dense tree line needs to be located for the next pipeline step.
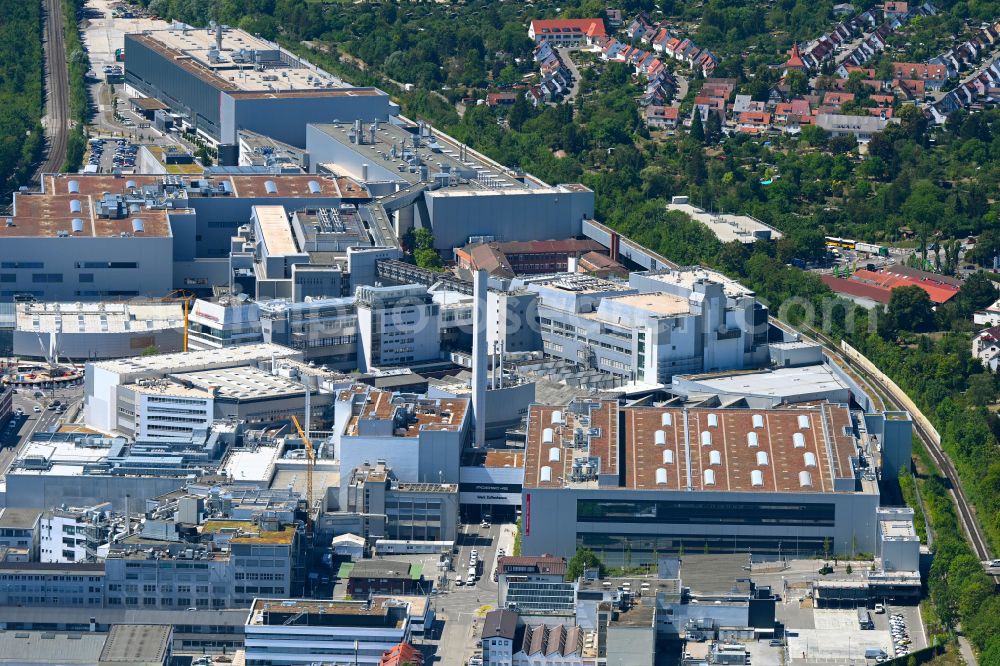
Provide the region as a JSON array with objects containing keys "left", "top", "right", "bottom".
[
  {"left": 0, "top": 0, "right": 44, "bottom": 193},
  {"left": 63, "top": 0, "right": 91, "bottom": 172}
]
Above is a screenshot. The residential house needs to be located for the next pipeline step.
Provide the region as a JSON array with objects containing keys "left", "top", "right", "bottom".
[
  {"left": 528, "top": 19, "right": 607, "bottom": 45},
  {"left": 737, "top": 111, "right": 772, "bottom": 134},
  {"left": 891, "top": 62, "right": 948, "bottom": 89},
  {"left": 783, "top": 44, "right": 809, "bottom": 74},
  {"left": 816, "top": 113, "right": 898, "bottom": 141},
  {"left": 645, "top": 105, "right": 680, "bottom": 129},
  {"left": 487, "top": 93, "right": 519, "bottom": 108},
  {"left": 627, "top": 13, "right": 653, "bottom": 41},
  {"left": 884, "top": 1, "right": 909, "bottom": 17},
  {"left": 973, "top": 326, "right": 1000, "bottom": 372}
]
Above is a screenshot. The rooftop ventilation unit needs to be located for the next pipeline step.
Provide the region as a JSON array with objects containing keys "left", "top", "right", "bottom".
[
  {"left": 655, "top": 468, "right": 668, "bottom": 485},
  {"left": 799, "top": 471, "right": 813, "bottom": 488},
  {"left": 751, "top": 469, "right": 764, "bottom": 487},
  {"left": 549, "top": 447, "right": 561, "bottom": 462},
  {"left": 703, "top": 469, "right": 716, "bottom": 486},
  {"left": 709, "top": 450, "right": 721, "bottom": 465},
  {"left": 542, "top": 427, "right": 553, "bottom": 444},
  {"left": 756, "top": 451, "right": 769, "bottom": 466},
  {"left": 70, "top": 199, "right": 82, "bottom": 213},
  {"left": 132, "top": 219, "right": 145, "bottom": 233},
  {"left": 308, "top": 180, "right": 321, "bottom": 194},
  {"left": 798, "top": 414, "right": 811, "bottom": 429},
  {"left": 663, "top": 449, "right": 673, "bottom": 464},
  {"left": 654, "top": 430, "right": 666, "bottom": 446},
  {"left": 661, "top": 412, "right": 672, "bottom": 426},
  {"left": 551, "top": 410, "right": 562, "bottom": 425},
  {"left": 700, "top": 431, "right": 712, "bottom": 446},
  {"left": 793, "top": 432, "right": 806, "bottom": 448},
  {"left": 752, "top": 414, "right": 764, "bottom": 428},
  {"left": 803, "top": 451, "right": 817, "bottom": 468},
  {"left": 747, "top": 432, "right": 758, "bottom": 448},
  {"left": 71, "top": 218, "right": 84, "bottom": 234},
  {"left": 126, "top": 179, "right": 137, "bottom": 189},
  {"left": 264, "top": 180, "right": 278, "bottom": 194},
  {"left": 68, "top": 180, "right": 79, "bottom": 194},
  {"left": 707, "top": 413, "right": 718, "bottom": 427},
  {"left": 540, "top": 465, "right": 552, "bottom": 483}
]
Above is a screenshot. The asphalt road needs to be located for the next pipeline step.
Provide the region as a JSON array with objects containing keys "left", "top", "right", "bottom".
[
  {"left": 0, "top": 384, "right": 85, "bottom": 474},
  {"left": 422, "top": 520, "right": 517, "bottom": 666},
  {"left": 35, "top": 0, "right": 71, "bottom": 180}
]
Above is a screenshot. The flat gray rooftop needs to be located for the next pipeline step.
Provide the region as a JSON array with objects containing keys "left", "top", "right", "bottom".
[
  {"left": 675, "top": 554, "right": 757, "bottom": 596},
  {"left": 0, "top": 630, "right": 107, "bottom": 664},
  {"left": 312, "top": 121, "right": 525, "bottom": 188},
  {"left": 99, "top": 624, "right": 171, "bottom": 663},
  {"left": 677, "top": 364, "right": 850, "bottom": 399},
  {"left": 0, "top": 508, "right": 42, "bottom": 529}
]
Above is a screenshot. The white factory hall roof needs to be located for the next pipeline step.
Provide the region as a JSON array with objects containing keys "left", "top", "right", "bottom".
[
  {"left": 16, "top": 301, "right": 184, "bottom": 334},
  {"left": 676, "top": 364, "right": 850, "bottom": 400},
  {"left": 171, "top": 365, "right": 309, "bottom": 401},
  {"left": 13, "top": 438, "right": 112, "bottom": 477},
  {"left": 92, "top": 343, "right": 299, "bottom": 376}
]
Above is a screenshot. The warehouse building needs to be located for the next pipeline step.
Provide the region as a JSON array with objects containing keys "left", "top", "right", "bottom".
[
  {"left": 305, "top": 120, "right": 594, "bottom": 253},
  {"left": 3, "top": 173, "right": 371, "bottom": 302},
  {"left": 124, "top": 26, "right": 395, "bottom": 146},
  {"left": 85, "top": 343, "right": 302, "bottom": 434},
  {"left": 1, "top": 176, "right": 182, "bottom": 302},
  {"left": 13, "top": 301, "right": 185, "bottom": 360},
  {"left": 520, "top": 399, "right": 908, "bottom": 564}
]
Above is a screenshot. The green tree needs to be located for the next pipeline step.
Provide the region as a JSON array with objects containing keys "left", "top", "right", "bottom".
[
  {"left": 566, "top": 548, "right": 606, "bottom": 581},
  {"left": 956, "top": 272, "right": 999, "bottom": 317},
  {"left": 885, "top": 286, "right": 935, "bottom": 334},
  {"left": 800, "top": 124, "right": 828, "bottom": 147},
  {"left": 705, "top": 111, "right": 722, "bottom": 144},
  {"left": 412, "top": 228, "right": 444, "bottom": 271},
  {"left": 690, "top": 112, "right": 705, "bottom": 143},
  {"left": 785, "top": 69, "right": 808, "bottom": 96},
  {"left": 966, "top": 373, "right": 997, "bottom": 407},
  {"left": 141, "top": 345, "right": 160, "bottom": 356}
]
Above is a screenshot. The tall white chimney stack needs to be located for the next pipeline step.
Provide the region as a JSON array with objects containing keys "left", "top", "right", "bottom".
[{"left": 472, "top": 269, "right": 488, "bottom": 447}]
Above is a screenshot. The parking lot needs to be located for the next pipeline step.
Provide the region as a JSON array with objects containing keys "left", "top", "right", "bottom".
[
  {"left": 85, "top": 137, "right": 137, "bottom": 173},
  {"left": 780, "top": 604, "right": 925, "bottom": 664}
]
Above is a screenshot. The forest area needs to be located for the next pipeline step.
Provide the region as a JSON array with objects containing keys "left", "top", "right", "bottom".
[{"left": 0, "top": 0, "right": 44, "bottom": 194}]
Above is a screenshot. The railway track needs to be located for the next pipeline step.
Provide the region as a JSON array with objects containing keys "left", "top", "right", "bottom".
[
  {"left": 35, "top": 0, "right": 70, "bottom": 180},
  {"left": 799, "top": 323, "right": 994, "bottom": 563}
]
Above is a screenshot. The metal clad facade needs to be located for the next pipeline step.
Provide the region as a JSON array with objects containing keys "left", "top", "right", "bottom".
[{"left": 124, "top": 35, "right": 223, "bottom": 139}]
